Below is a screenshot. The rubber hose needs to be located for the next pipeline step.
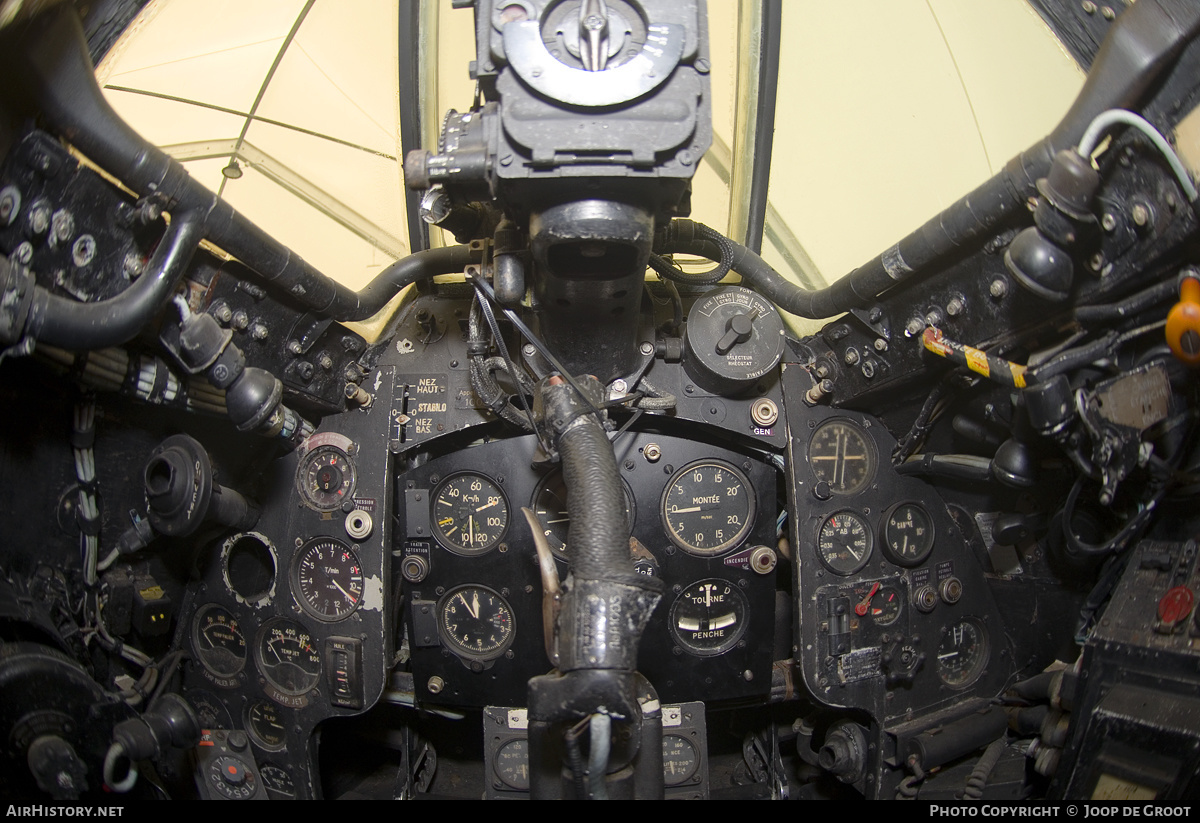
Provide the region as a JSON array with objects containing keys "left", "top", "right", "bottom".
[
  {"left": 26, "top": 210, "right": 204, "bottom": 349},
  {"left": 559, "top": 417, "right": 630, "bottom": 581}
]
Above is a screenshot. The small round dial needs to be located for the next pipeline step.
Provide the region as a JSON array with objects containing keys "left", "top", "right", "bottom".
[
  {"left": 189, "top": 689, "right": 235, "bottom": 730},
  {"left": 255, "top": 619, "right": 321, "bottom": 696},
  {"left": 663, "top": 734, "right": 700, "bottom": 786},
  {"left": 936, "top": 617, "right": 989, "bottom": 688},
  {"left": 868, "top": 584, "right": 903, "bottom": 625},
  {"left": 532, "top": 470, "right": 634, "bottom": 558},
  {"left": 494, "top": 739, "right": 530, "bottom": 791},
  {"left": 882, "top": 502, "right": 935, "bottom": 567},
  {"left": 809, "top": 419, "right": 875, "bottom": 495},
  {"left": 669, "top": 579, "right": 749, "bottom": 657},
  {"left": 246, "top": 700, "right": 287, "bottom": 750},
  {"left": 817, "top": 511, "right": 873, "bottom": 575},
  {"left": 431, "top": 473, "right": 509, "bottom": 555},
  {"left": 661, "top": 461, "right": 756, "bottom": 556},
  {"left": 192, "top": 604, "right": 246, "bottom": 679},
  {"left": 297, "top": 446, "right": 356, "bottom": 511},
  {"left": 292, "top": 538, "right": 363, "bottom": 621},
  {"left": 438, "top": 585, "right": 515, "bottom": 660},
  {"left": 208, "top": 755, "right": 257, "bottom": 799},
  {"left": 259, "top": 764, "right": 296, "bottom": 798}
]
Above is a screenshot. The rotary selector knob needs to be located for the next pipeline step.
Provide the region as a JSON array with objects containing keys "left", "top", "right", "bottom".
[{"left": 683, "top": 286, "right": 786, "bottom": 396}]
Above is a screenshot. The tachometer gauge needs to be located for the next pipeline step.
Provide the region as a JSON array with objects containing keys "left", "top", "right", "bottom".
[
  {"left": 246, "top": 699, "right": 287, "bottom": 750},
  {"left": 809, "top": 419, "right": 875, "bottom": 494},
  {"left": 661, "top": 461, "right": 756, "bottom": 556},
  {"left": 532, "top": 470, "right": 635, "bottom": 558},
  {"left": 817, "top": 511, "right": 873, "bottom": 575},
  {"left": 255, "top": 619, "right": 321, "bottom": 696},
  {"left": 292, "top": 537, "right": 363, "bottom": 621},
  {"left": 431, "top": 473, "right": 509, "bottom": 555},
  {"left": 881, "top": 502, "right": 935, "bottom": 567},
  {"left": 669, "top": 579, "right": 748, "bottom": 657},
  {"left": 438, "top": 585, "right": 515, "bottom": 661},
  {"left": 936, "top": 617, "right": 989, "bottom": 688},
  {"left": 297, "top": 445, "right": 356, "bottom": 511},
  {"left": 192, "top": 604, "right": 246, "bottom": 679}
]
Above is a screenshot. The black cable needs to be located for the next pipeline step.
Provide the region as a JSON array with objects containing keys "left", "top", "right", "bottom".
[
  {"left": 647, "top": 252, "right": 727, "bottom": 287},
  {"left": 1062, "top": 475, "right": 1166, "bottom": 556},
  {"left": 469, "top": 275, "right": 606, "bottom": 425},
  {"left": 473, "top": 286, "right": 541, "bottom": 441}
]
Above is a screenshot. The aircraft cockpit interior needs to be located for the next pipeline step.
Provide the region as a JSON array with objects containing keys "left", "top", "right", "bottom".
[{"left": 1, "top": 0, "right": 1199, "bottom": 801}]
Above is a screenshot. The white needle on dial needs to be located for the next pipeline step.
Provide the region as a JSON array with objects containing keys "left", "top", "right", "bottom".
[
  {"left": 459, "top": 591, "right": 479, "bottom": 618},
  {"left": 332, "top": 579, "right": 356, "bottom": 602}
]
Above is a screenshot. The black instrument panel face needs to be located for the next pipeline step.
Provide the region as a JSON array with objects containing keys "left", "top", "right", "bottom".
[
  {"left": 781, "top": 364, "right": 1011, "bottom": 724},
  {"left": 172, "top": 370, "right": 398, "bottom": 799},
  {"left": 400, "top": 431, "right": 779, "bottom": 707}
]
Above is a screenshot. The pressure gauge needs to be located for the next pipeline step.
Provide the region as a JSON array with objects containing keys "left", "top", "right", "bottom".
[
  {"left": 817, "top": 511, "right": 873, "bottom": 575},
  {"left": 661, "top": 460, "right": 755, "bottom": 556},
  {"left": 431, "top": 473, "right": 509, "bottom": 555},
  {"left": 809, "top": 419, "right": 875, "bottom": 495}
]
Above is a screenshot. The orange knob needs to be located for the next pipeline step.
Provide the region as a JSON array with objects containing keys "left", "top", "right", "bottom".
[{"left": 1166, "top": 275, "right": 1200, "bottom": 365}]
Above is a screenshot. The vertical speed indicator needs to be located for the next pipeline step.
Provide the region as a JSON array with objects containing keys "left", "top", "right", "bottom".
[{"left": 661, "top": 461, "right": 755, "bottom": 556}]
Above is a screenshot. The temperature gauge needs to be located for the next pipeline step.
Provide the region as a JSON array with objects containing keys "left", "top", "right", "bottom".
[
  {"left": 192, "top": 604, "right": 246, "bottom": 679},
  {"left": 255, "top": 619, "right": 321, "bottom": 696}
]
